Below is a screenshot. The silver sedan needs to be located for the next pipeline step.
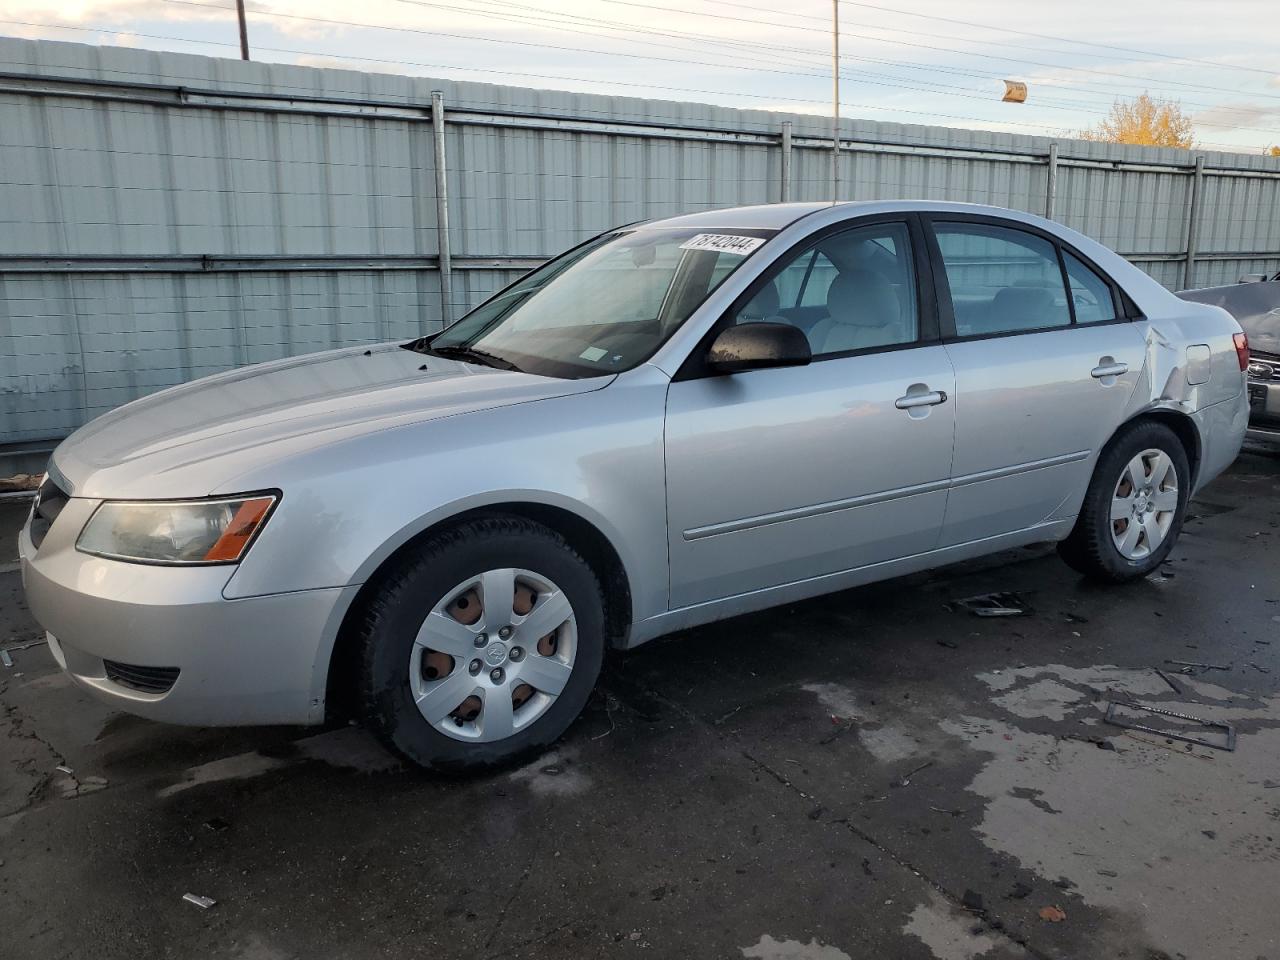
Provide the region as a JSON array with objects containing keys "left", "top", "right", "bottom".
[{"left": 19, "top": 201, "right": 1250, "bottom": 770}]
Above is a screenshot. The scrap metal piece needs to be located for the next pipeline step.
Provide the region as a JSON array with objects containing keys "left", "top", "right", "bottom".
[
  {"left": 1154, "top": 668, "right": 1183, "bottom": 694},
  {"left": 954, "top": 592, "right": 1025, "bottom": 617},
  {"left": 1165, "top": 659, "right": 1229, "bottom": 671},
  {"left": 183, "top": 893, "right": 216, "bottom": 910},
  {"left": 1103, "top": 701, "right": 1236, "bottom": 752},
  {"left": 0, "top": 650, "right": 11, "bottom": 668}
]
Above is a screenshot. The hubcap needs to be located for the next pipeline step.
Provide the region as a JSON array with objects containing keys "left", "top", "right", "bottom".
[
  {"left": 1110, "top": 448, "right": 1179, "bottom": 561},
  {"left": 407, "top": 568, "right": 577, "bottom": 743}
]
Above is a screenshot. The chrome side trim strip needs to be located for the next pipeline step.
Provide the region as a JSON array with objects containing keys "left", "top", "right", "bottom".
[
  {"left": 682, "top": 450, "right": 1091, "bottom": 541},
  {"left": 683, "top": 478, "right": 950, "bottom": 541},
  {"left": 948, "top": 450, "right": 1092, "bottom": 489}
]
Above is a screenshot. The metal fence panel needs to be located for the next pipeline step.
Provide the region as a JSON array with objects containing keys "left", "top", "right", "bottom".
[{"left": 1, "top": 36, "right": 1279, "bottom": 445}]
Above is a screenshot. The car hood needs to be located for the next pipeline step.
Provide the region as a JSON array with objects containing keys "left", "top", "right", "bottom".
[
  {"left": 1178, "top": 280, "right": 1280, "bottom": 356},
  {"left": 52, "top": 343, "right": 610, "bottom": 499}
]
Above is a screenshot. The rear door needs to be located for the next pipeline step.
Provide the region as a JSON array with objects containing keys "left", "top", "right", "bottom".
[{"left": 928, "top": 217, "right": 1147, "bottom": 547}]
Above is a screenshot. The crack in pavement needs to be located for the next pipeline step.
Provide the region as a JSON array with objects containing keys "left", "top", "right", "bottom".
[{"left": 0, "top": 695, "right": 61, "bottom": 817}]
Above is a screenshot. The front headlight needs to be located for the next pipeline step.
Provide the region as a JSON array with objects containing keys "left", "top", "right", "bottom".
[{"left": 76, "top": 493, "right": 278, "bottom": 565}]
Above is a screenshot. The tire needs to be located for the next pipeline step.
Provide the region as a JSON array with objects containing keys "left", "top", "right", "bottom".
[
  {"left": 1057, "top": 420, "right": 1190, "bottom": 583},
  {"left": 356, "top": 516, "right": 606, "bottom": 772}
]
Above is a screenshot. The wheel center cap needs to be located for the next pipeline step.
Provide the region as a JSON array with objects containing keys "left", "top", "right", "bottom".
[{"left": 484, "top": 641, "right": 508, "bottom": 667}]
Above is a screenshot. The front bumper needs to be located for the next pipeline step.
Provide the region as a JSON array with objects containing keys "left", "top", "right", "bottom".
[
  {"left": 18, "top": 497, "right": 350, "bottom": 726},
  {"left": 1247, "top": 378, "right": 1280, "bottom": 448}
]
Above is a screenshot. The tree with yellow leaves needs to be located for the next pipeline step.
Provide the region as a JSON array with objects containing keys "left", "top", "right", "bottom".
[
  {"left": 1079, "top": 93, "right": 1196, "bottom": 148},
  {"left": 1266, "top": 145, "right": 1280, "bottom": 157}
]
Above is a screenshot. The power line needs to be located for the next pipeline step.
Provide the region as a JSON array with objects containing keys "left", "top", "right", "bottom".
[
  {"left": 703, "top": 0, "right": 1278, "bottom": 79},
  {"left": 574, "top": 0, "right": 1280, "bottom": 104},
  {"left": 0, "top": 17, "right": 1075, "bottom": 134},
  {"left": 378, "top": 0, "right": 1280, "bottom": 130},
  {"left": 834, "top": 0, "right": 1279, "bottom": 77},
  {"left": 173, "top": 0, "right": 1092, "bottom": 120},
  {"left": 8, "top": 14, "right": 1275, "bottom": 147},
  {"left": 391, "top": 0, "right": 1280, "bottom": 129}
]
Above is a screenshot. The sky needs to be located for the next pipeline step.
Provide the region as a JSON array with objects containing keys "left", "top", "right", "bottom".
[{"left": 3, "top": 0, "right": 1280, "bottom": 154}]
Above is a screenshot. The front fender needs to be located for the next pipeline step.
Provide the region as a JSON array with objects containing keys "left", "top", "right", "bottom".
[{"left": 221, "top": 368, "right": 672, "bottom": 629}]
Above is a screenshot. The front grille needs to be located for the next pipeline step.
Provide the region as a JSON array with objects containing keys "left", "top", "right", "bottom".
[
  {"left": 1249, "top": 352, "right": 1280, "bottom": 383},
  {"left": 103, "top": 660, "right": 180, "bottom": 694},
  {"left": 28, "top": 475, "right": 69, "bottom": 551}
]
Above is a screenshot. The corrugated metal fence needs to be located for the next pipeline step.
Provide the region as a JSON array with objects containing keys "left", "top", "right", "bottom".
[{"left": 3, "top": 37, "right": 1279, "bottom": 445}]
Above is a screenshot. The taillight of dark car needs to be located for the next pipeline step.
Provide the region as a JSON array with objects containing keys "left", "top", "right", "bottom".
[{"left": 1233, "top": 332, "right": 1250, "bottom": 372}]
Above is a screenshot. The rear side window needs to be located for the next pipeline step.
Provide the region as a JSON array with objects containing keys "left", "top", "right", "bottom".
[
  {"left": 1063, "top": 250, "right": 1119, "bottom": 323},
  {"left": 934, "top": 222, "right": 1070, "bottom": 336}
]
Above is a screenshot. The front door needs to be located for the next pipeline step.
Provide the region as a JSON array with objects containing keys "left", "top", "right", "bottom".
[{"left": 663, "top": 218, "right": 957, "bottom": 609}]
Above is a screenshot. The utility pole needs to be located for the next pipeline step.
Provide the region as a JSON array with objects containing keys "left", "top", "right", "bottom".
[
  {"left": 831, "top": 0, "right": 840, "bottom": 201},
  {"left": 235, "top": 0, "right": 250, "bottom": 60}
]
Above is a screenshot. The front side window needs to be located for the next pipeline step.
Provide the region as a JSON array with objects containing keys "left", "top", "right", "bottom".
[
  {"left": 934, "top": 222, "right": 1070, "bottom": 336},
  {"left": 731, "top": 222, "right": 919, "bottom": 357},
  {"left": 1063, "top": 250, "right": 1119, "bottom": 323},
  {"left": 425, "top": 228, "right": 771, "bottom": 378}
]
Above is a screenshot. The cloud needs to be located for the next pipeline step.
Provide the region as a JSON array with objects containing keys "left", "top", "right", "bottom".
[{"left": 1193, "top": 101, "right": 1280, "bottom": 133}]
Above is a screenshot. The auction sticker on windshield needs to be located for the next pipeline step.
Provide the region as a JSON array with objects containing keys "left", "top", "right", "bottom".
[{"left": 678, "top": 234, "right": 765, "bottom": 256}]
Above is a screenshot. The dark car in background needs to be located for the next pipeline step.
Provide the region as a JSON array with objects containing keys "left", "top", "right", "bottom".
[{"left": 1180, "top": 271, "right": 1280, "bottom": 449}]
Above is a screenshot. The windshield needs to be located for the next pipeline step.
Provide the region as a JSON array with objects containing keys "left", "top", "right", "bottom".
[{"left": 421, "top": 227, "right": 773, "bottom": 377}]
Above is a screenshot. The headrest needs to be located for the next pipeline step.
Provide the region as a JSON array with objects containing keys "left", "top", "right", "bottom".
[
  {"left": 826, "top": 269, "right": 899, "bottom": 328},
  {"left": 990, "top": 287, "right": 1054, "bottom": 329}
]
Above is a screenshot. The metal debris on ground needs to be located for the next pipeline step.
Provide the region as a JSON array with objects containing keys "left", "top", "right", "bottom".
[
  {"left": 202, "top": 818, "right": 230, "bottom": 832},
  {"left": 1039, "top": 905, "right": 1067, "bottom": 922},
  {"left": 0, "top": 650, "right": 11, "bottom": 668},
  {"left": 893, "top": 759, "right": 933, "bottom": 787},
  {"left": 952, "top": 592, "right": 1026, "bottom": 617},
  {"left": 1165, "top": 659, "right": 1230, "bottom": 672},
  {"left": 1246, "top": 662, "right": 1271, "bottom": 674},
  {"left": 1103, "top": 701, "right": 1236, "bottom": 752},
  {"left": 55, "top": 764, "right": 72, "bottom": 775},
  {"left": 1154, "top": 668, "right": 1183, "bottom": 694},
  {"left": 182, "top": 893, "right": 216, "bottom": 910}
]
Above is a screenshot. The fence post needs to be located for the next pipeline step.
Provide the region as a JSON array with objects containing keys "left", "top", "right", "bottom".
[
  {"left": 780, "top": 121, "right": 792, "bottom": 203},
  {"left": 1045, "top": 142, "right": 1058, "bottom": 220},
  {"left": 431, "top": 90, "right": 454, "bottom": 328},
  {"left": 1182, "top": 155, "right": 1204, "bottom": 290}
]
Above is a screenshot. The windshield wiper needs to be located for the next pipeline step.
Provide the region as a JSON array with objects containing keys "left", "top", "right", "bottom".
[{"left": 428, "top": 344, "right": 521, "bottom": 372}]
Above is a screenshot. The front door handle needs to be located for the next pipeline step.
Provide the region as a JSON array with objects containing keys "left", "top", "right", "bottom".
[
  {"left": 1091, "top": 361, "right": 1128, "bottom": 379},
  {"left": 895, "top": 390, "right": 948, "bottom": 410}
]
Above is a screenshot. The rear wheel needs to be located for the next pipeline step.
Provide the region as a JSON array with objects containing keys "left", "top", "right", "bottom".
[
  {"left": 1058, "top": 420, "right": 1190, "bottom": 582},
  {"left": 357, "top": 516, "right": 605, "bottom": 772}
]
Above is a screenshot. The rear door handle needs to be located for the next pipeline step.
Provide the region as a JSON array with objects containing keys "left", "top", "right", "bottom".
[
  {"left": 895, "top": 390, "right": 948, "bottom": 410},
  {"left": 1091, "top": 362, "right": 1128, "bottom": 379}
]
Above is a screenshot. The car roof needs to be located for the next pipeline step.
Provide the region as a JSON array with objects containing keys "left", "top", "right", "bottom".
[
  {"left": 635, "top": 202, "right": 832, "bottom": 230},
  {"left": 636, "top": 200, "right": 1063, "bottom": 232}
]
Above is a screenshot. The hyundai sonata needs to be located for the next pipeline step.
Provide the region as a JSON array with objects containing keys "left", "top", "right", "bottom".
[{"left": 20, "top": 201, "right": 1249, "bottom": 770}]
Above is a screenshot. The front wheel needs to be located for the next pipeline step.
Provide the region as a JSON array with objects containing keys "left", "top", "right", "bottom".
[
  {"left": 1058, "top": 420, "right": 1190, "bottom": 582},
  {"left": 357, "top": 516, "right": 606, "bottom": 772}
]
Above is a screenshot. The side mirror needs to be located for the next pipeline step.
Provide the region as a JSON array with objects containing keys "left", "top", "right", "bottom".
[{"left": 706, "top": 322, "right": 812, "bottom": 374}]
